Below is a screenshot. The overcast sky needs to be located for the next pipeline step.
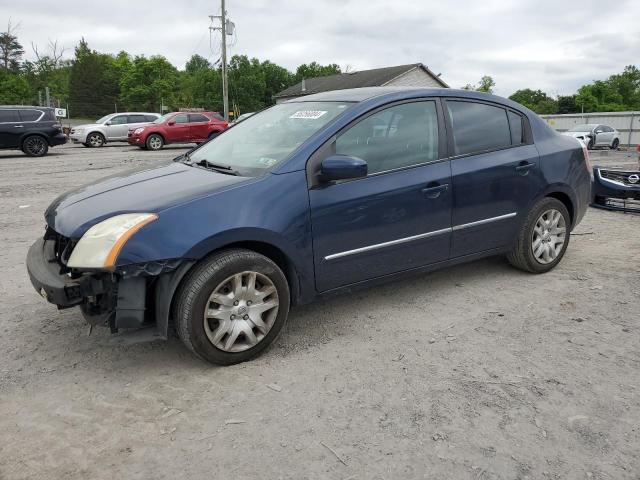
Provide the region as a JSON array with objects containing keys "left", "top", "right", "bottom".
[{"left": 3, "top": 0, "right": 639, "bottom": 96}]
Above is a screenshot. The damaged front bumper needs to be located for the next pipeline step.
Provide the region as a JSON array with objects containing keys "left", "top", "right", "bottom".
[
  {"left": 26, "top": 236, "right": 194, "bottom": 336},
  {"left": 591, "top": 167, "right": 640, "bottom": 213}
]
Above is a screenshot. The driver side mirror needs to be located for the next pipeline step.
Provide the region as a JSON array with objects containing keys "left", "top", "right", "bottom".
[
  {"left": 594, "top": 129, "right": 603, "bottom": 134},
  {"left": 320, "top": 155, "right": 367, "bottom": 182},
  {"left": 105, "top": 121, "right": 112, "bottom": 126},
  {"left": 167, "top": 120, "right": 176, "bottom": 126}
]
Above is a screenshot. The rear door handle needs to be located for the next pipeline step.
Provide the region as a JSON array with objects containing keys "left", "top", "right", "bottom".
[
  {"left": 421, "top": 183, "right": 448, "bottom": 199},
  {"left": 13, "top": 125, "right": 24, "bottom": 128},
  {"left": 515, "top": 162, "right": 535, "bottom": 174}
]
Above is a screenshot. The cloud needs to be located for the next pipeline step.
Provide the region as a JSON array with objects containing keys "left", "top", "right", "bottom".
[{"left": 3, "top": 0, "right": 639, "bottom": 97}]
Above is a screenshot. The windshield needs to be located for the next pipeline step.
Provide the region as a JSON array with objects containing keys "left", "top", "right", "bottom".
[
  {"left": 569, "top": 124, "right": 597, "bottom": 132},
  {"left": 95, "top": 115, "right": 112, "bottom": 124},
  {"left": 188, "top": 101, "right": 352, "bottom": 175},
  {"left": 153, "top": 113, "right": 173, "bottom": 124}
]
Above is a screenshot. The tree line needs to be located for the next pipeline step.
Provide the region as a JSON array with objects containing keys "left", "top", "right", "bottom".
[{"left": 1, "top": 22, "right": 639, "bottom": 118}]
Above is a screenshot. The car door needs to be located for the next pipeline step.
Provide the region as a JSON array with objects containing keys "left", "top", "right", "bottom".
[
  {"left": 0, "top": 109, "right": 22, "bottom": 148},
  {"left": 445, "top": 99, "right": 540, "bottom": 257},
  {"left": 188, "top": 113, "right": 211, "bottom": 142},
  {"left": 309, "top": 100, "right": 452, "bottom": 292},
  {"left": 104, "top": 114, "right": 130, "bottom": 140},
  {"left": 127, "top": 114, "right": 151, "bottom": 133},
  {"left": 165, "top": 113, "right": 191, "bottom": 142}
]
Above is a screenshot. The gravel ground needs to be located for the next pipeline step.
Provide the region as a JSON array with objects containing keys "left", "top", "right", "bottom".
[{"left": 0, "top": 143, "right": 638, "bottom": 480}]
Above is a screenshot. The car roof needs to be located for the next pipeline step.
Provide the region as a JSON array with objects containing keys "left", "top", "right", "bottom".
[{"left": 0, "top": 105, "right": 53, "bottom": 110}]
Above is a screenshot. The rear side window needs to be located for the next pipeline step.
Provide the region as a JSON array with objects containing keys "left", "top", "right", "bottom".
[
  {"left": 145, "top": 115, "right": 158, "bottom": 122},
  {"left": 508, "top": 111, "right": 524, "bottom": 145},
  {"left": 336, "top": 101, "right": 439, "bottom": 174},
  {"left": 189, "top": 114, "right": 209, "bottom": 123},
  {"left": 128, "top": 115, "right": 148, "bottom": 123},
  {"left": 447, "top": 101, "right": 511, "bottom": 156},
  {"left": 211, "top": 113, "right": 224, "bottom": 121},
  {"left": 0, "top": 110, "right": 19, "bottom": 122},
  {"left": 19, "top": 110, "right": 43, "bottom": 122}
]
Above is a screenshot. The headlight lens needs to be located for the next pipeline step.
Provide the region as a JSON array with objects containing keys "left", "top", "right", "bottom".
[
  {"left": 67, "top": 213, "right": 158, "bottom": 269},
  {"left": 134, "top": 127, "right": 145, "bottom": 134}
]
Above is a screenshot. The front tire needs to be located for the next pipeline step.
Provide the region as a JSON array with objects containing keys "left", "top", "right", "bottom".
[
  {"left": 146, "top": 134, "right": 164, "bottom": 150},
  {"left": 86, "top": 132, "right": 105, "bottom": 147},
  {"left": 610, "top": 138, "right": 619, "bottom": 150},
  {"left": 507, "top": 197, "right": 570, "bottom": 273},
  {"left": 22, "top": 135, "right": 49, "bottom": 157},
  {"left": 174, "top": 249, "right": 290, "bottom": 365}
]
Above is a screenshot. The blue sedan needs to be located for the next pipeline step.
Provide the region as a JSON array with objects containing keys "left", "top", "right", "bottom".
[{"left": 26, "top": 87, "right": 592, "bottom": 365}]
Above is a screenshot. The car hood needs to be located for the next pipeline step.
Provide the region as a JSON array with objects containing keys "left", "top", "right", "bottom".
[
  {"left": 45, "top": 162, "right": 250, "bottom": 238},
  {"left": 562, "top": 131, "right": 591, "bottom": 138},
  {"left": 72, "top": 122, "right": 104, "bottom": 130}
]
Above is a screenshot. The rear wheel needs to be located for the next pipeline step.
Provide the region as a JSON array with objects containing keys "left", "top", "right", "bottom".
[
  {"left": 208, "top": 131, "right": 220, "bottom": 140},
  {"left": 87, "top": 132, "right": 105, "bottom": 147},
  {"left": 174, "top": 249, "right": 290, "bottom": 365},
  {"left": 611, "top": 138, "right": 619, "bottom": 150},
  {"left": 146, "top": 134, "right": 164, "bottom": 151},
  {"left": 22, "top": 135, "right": 49, "bottom": 157},
  {"left": 587, "top": 138, "right": 594, "bottom": 150},
  {"left": 507, "top": 197, "right": 570, "bottom": 273}
]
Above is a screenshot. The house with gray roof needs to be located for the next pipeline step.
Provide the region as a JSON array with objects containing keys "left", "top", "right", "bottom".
[{"left": 273, "top": 63, "right": 448, "bottom": 103}]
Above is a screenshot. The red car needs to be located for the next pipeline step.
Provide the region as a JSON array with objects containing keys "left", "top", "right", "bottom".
[{"left": 128, "top": 111, "right": 228, "bottom": 150}]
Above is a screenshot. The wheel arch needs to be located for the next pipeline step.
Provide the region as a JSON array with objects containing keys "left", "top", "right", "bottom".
[
  {"left": 87, "top": 130, "right": 106, "bottom": 143},
  {"left": 20, "top": 132, "right": 50, "bottom": 146},
  {"left": 546, "top": 191, "right": 575, "bottom": 227}
]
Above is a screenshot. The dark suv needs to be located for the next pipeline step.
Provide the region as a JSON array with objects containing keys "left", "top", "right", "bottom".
[{"left": 0, "top": 106, "right": 66, "bottom": 157}]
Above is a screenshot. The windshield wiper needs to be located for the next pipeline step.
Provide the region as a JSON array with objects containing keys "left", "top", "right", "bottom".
[{"left": 197, "top": 159, "right": 241, "bottom": 176}]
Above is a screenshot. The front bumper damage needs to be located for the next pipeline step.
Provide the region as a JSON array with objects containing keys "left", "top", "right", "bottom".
[
  {"left": 26, "top": 233, "right": 194, "bottom": 337},
  {"left": 591, "top": 167, "right": 640, "bottom": 213}
]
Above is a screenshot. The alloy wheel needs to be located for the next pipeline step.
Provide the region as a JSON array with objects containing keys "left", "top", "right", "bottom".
[
  {"left": 88, "top": 133, "right": 104, "bottom": 147},
  {"left": 148, "top": 136, "right": 162, "bottom": 150},
  {"left": 531, "top": 208, "right": 566, "bottom": 264},
  {"left": 203, "top": 271, "right": 279, "bottom": 353},
  {"left": 23, "top": 136, "right": 47, "bottom": 156}
]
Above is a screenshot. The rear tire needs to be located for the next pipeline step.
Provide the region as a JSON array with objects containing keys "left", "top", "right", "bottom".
[
  {"left": 22, "top": 135, "right": 49, "bottom": 157},
  {"left": 507, "top": 197, "right": 571, "bottom": 273},
  {"left": 610, "top": 138, "right": 619, "bottom": 150},
  {"left": 174, "top": 249, "right": 290, "bottom": 365},
  {"left": 146, "top": 134, "right": 164, "bottom": 150},
  {"left": 587, "top": 138, "right": 594, "bottom": 150}
]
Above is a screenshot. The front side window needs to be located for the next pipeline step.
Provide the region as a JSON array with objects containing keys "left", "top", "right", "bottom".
[
  {"left": 188, "top": 101, "right": 352, "bottom": 176},
  {"left": 109, "top": 115, "right": 128, "bottom": 125},
  {"left": 174, "top": 114, "right": 189, "bottom": 124},
  {"left": 335, "top": 101, "right": 439, "bottom": 174},
  {"left": 447, "top": 101, "right": 511, "bottom": 156}
]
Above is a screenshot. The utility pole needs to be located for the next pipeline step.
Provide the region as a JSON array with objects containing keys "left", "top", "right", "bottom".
[{"left": 210, "top": 2, "right": 233, "bottom": 121}]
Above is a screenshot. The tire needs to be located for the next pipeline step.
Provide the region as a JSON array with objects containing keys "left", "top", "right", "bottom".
[
  {"left": 507, "top": 197, "right": 571, "bottom": 274},
  {"left": 86, "top": 132, "right": 105, "bottom": 147},
  {"left": 208, "top": 132, "right": 220, "bottom": 140},
  {"left": 587, "top": 138, "right": 594, "bottom": 150},
  {"left": 22, "top": 135, "right": 49, "bottom": 157},
  {"left": 146, "top": 134, "right": 164, "bottom": 151},
  {"left": 174, "top": 249, "right": 290, "bottom": 365},
  {"left": 610, "top": 138, "right": 619, "bottom": 150}
]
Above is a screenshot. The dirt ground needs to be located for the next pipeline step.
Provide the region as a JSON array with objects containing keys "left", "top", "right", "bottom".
[{"left": 0, "top": 143, "right": 638, "bottom": 480}]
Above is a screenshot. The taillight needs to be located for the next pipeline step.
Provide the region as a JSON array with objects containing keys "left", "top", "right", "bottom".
[{"left": 576, "top": 138, "right": 592, "bottom": 174}]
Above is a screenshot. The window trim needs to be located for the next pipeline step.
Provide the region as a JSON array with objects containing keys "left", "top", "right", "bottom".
[
  {"left": 442, "top": 98, "right": 533, "bottom": 160},
  {"left": 306, "top": 98, "right": 448, "bottom": 188},
  {"left": 17, "top": 109, "right": 45, "bottom": 123}
]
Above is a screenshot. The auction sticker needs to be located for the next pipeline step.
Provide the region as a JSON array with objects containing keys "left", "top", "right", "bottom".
[{"left": 290, "top": 110, "right": 327, "bottom": 120}]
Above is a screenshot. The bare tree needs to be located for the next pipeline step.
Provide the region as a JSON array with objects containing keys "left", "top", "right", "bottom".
[{"left": 31, "top": 39, "right": 68, "bottom": 70}]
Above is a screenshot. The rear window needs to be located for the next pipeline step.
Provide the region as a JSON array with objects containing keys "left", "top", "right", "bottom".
[
  {"left": 508, "top": 111, "right": 524, "bottom": 145},
  {"left": 19, "top": 110, "right": 43, "bottom": 122},
  {"left": 0, "top": 110, "right": 19, "bottom": 122},
  {"left": 447, "top": 101, "right": 511, "bottom": 156}
]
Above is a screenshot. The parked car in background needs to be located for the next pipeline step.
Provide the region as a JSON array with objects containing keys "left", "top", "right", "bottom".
[
  {"left": 69, "top": 112, "right": 160, "bottom": 147},
  {"left": 0, "top": 106, "right": 66, "bottom": 157},
  {"left": 561, "top": 123, "right": 620, "bottom": 150},
  {"left": 127, "top": 111, "right": 228, "bottom": 150},
  {"left": 26, "top": 87, "right": 591, "bottom": 365}
]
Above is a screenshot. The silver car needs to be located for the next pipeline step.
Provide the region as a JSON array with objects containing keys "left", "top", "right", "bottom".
[
  {"left": 69, "top": 112, "right": 160, "bottom": 147},
  {"left": 561, "top": 123, "right": 620, "bottom": 150}
]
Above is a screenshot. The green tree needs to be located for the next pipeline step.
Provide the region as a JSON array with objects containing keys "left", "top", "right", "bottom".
[
  {"left": 462, "top": 75, "right": 495, "bottom": 93},
  {"left": 262, "top": 60, "right": 293, "bottom": 105},
  {"left": 556, "top": 95, "right": 577, "bottom": 114},
  {"left": 0, "top": 20, "right": 24, "bottom": 71},
  {"left": 293, "top": 62, "right": 340, "bottom": 83},
  {"left": 177, "top": 54, "right": 221, "bottom": 111},
  {"left": 119, "top": 55, "right": 179, "bottom": 112},
  {"left": 0, "top": 69, "right": 31, "bottom": 103},
  {"left": 228, "top": 55, "right": 266, "bottom": 113}
]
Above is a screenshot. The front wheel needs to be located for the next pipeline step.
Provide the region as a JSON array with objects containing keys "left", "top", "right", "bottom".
[
  {"left": 610, "top": 138, "right": 619, "bottom": 150},
  {"left": 507, "top": 197, "right": 570, "bottom": 273},
  {"left": 174, "top": 249, "right": 290, "bottom": 365},
  {"left": 22, "top": 135, "right": 49, "bottom": 157},
  {"left": 146, "top": 134, "right": 164, "bottom": 150},
  {"left": 86, "top": 132, "right": 105, "bottom": 147}
]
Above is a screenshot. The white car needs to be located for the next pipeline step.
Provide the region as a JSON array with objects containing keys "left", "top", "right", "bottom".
[
  {"left": 70, "top": 112, "right": 160, "bottom": 147},
  {"left": 561, "top": 123, "right": 620, "bottom": 150}
]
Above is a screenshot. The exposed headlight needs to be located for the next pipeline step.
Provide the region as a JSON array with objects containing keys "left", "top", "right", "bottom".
[
  {"left": 134, "top": 127, "right": 145, "bottom": 134},
  {"left": 74, "top": 128, "right": 84, "bottom": 132},
  {"left": 67, "top": 213, "right": 158, "bottom": 269}
]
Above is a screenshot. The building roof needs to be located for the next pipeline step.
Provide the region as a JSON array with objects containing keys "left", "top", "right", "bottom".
[{"left": 274, "top": 63, "right": 448, "bottom": 99}]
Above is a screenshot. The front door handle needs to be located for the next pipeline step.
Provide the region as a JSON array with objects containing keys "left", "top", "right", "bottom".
[
  {"left": 515, "top": 162, "right": 535, "bottom": 175},
  {"left": 13, "top": 125, "right": 24, "bottom": 128},
  {"left": 421, "top": 183, "right": 449, "bottom": 199}
]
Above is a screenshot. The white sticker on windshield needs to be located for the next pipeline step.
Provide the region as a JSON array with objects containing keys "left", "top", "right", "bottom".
[{"left": 290, "top": 110, "right": 327, "bottom": 120}]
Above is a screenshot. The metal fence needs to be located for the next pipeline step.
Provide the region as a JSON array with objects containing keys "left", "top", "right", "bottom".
[{"left": 539, "top": 111, "right": 640, "bottom": 146}]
